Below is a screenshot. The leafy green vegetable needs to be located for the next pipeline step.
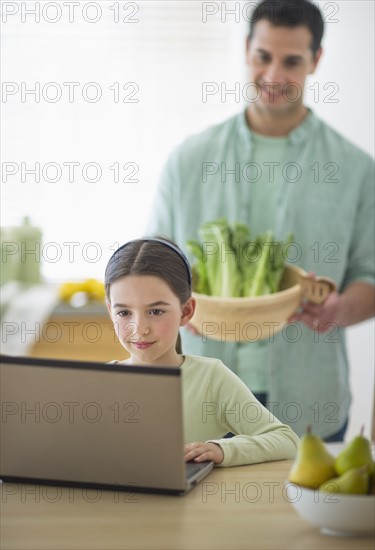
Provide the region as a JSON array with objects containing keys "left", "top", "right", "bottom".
[
  {"left": 187, "top": 218, "right": 293, "bottom": 298},
  {"left": 187, "top": 218, "right": 241, "bottom": 297}
]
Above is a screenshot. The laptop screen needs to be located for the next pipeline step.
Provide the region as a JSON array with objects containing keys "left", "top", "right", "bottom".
[{"left": 1, "top": 355, "right": 189, "bottom": 492}]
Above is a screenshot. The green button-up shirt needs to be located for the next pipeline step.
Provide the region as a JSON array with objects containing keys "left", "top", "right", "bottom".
[{"left": 147, "top": 109, "right": 375, "bottom": 438}]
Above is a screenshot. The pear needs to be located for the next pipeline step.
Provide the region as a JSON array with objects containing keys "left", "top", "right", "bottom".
[
  {"left": 369, "top": 469, "right": 375, "bottom": 495},
  {"left": 288, "top": 426, "right": 336, "bottom": 489},
  {"left": 335, "top": 426, "right": 375, "bottom": 476},
  {"left": 319, "top": 465, "right": 369, "bottom": 495}
]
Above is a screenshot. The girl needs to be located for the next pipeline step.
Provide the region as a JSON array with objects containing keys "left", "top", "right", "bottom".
[{"left": 105, "top": 237, "right": 299, "bottom": 467}]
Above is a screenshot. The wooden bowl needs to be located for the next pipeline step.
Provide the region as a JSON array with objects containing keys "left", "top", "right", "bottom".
[{"left": 190, "top": 264, "right": 303, "bottom": 342}]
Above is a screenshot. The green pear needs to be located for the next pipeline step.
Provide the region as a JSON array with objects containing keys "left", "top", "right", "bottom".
[
  {"left": 335, "top": 426, "right": 375, "bottom": 476},
  {"left": 320, "top": 465, "right": 369, "bottom": 495},
  {"left": 369, "top": 469, "right": 375, "bottom": 495},
  {"left": 289, "top": 426, "right": 336, "bottom": 489}
]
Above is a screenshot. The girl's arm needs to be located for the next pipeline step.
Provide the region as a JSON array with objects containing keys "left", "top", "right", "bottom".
[{"left": 200, "top": 361, "right": 300, "bottom": 467}]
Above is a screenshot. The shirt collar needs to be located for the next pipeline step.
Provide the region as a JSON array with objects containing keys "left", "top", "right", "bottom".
[{"left": 237, "top": 107, "right": 318, "bottom": 146}]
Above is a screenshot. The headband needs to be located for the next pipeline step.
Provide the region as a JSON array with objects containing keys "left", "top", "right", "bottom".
[{"left": 106, "top": 237, "right": 192, "bottom": 288}]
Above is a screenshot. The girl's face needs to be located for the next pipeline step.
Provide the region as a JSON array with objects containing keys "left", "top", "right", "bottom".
[{"left": 107, "top": 275, "right": 195, "bottom": 367}]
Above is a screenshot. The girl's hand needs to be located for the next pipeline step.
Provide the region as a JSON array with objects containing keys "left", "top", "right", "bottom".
[{"left": 184, "top": 442, "right": 224, "bottom": 464}]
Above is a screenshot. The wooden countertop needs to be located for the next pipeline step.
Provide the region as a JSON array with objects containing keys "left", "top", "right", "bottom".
[{"left": 1, "top": 459, "right": 373, "bottom": 550}]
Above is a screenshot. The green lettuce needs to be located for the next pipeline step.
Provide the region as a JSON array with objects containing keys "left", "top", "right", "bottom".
[{"left": 187, "top": 218, "right": 293, "bottom": 298}]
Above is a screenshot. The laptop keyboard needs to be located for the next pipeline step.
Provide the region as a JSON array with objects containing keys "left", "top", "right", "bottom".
[{"left": 186, "top": 462, "right": 209, "bottom": 477}]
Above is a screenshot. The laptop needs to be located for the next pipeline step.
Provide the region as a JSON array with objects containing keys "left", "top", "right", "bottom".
[{"left": 0, "top": 355, "right": 213, "bottom": 495}]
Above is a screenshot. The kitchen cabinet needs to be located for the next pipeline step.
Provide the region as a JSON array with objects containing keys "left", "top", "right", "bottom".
[{"left": 30, "top": 303, "right": 128, "bottom": 363}]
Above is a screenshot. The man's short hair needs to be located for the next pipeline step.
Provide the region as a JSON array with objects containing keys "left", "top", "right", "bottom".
[{"left": 250, "top": 0, "right": 324, "bottom": 55}]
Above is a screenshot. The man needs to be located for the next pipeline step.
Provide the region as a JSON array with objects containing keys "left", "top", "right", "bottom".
[{"left": 147, "top": 0, "right": 375, "bottom": 440}]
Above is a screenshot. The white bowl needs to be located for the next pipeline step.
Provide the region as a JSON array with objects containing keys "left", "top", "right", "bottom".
[{"left": 285, "top": 482, "right": 375, "bottom": 536}]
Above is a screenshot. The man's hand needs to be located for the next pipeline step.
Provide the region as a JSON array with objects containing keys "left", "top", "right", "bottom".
[
  {"left": 184, "top": 442, "right": 224, "bottom": 465},
  {"left": 289, "top": 280, "right": 375, "bottom": 332},
  {"left": 289, "top": 291, "right": 341, "bottom": 333}
]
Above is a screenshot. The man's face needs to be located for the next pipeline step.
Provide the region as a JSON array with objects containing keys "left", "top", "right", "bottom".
[{"left": 246, "top": 20, "right": 321, "bottom": 112}]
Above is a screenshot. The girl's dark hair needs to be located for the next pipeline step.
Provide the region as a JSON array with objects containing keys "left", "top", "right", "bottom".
[
  {"left": 250, "top": 0, "right": 324, "bottom": 56},
  {"left": 105, "top": 238, "right": 192, "bottom": 354}
]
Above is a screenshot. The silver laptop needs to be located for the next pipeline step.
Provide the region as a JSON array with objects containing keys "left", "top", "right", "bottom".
[{"left": 0, "top": 355, "right": 213, "bottom": 495}]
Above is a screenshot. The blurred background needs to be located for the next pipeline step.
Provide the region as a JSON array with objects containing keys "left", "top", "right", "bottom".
[{"left": 1, "top": 1, "right": 374, "bottom": 439}]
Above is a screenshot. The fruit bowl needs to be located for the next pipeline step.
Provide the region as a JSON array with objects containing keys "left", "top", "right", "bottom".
[
  {"left": 285, "top": 482, "right": 375, "bottom": 536},
  {"left": 190, "top": 264, "right": 303, "bottom": 342}
]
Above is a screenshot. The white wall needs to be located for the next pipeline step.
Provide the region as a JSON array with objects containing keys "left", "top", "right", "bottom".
[{"left": 346, "top": 320, "right": 375, "bottom": 441}]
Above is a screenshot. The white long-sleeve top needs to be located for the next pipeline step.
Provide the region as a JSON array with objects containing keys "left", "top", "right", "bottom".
[{"left": 181, "top": 354, "right": 299, "bottom": 467}]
